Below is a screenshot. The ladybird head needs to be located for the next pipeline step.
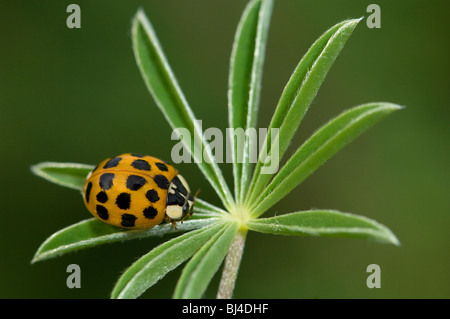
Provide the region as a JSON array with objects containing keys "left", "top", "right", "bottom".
[{"left": 165, "top": 174, "right": 194, "bottom": 223}]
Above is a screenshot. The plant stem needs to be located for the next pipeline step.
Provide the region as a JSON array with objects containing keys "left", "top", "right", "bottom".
[{"left": 216, "top": 229, "right": 247, "bottom": 299}]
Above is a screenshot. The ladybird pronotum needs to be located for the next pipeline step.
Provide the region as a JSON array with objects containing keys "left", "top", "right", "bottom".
[{"left": 83, "top": 153, "right": 194, "bottom": 229}]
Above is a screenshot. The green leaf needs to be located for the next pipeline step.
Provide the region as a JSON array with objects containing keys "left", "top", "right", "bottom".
[
  {"left": 111, "top": 222, "right": 226, "bottom": 299},
  {"left": 32, "top": 217, "right": 220, "bottom": 263},
  {"left": 247, "top": 210, "right": 400, "bottom": 245},
  {"left": 173, "top": 221, "right": 239, "bottom": 299},
  {"left": 250, "top": 102, "right": 403, "bottom": 217},
  {"left": 194, "top": 198, "right": 228, "bottom": 216},
  {"left": 246, "top": 18, "right": 362, "bottom": 205},
  {"left": 132, "top": 10, "right": 234, "bottom": 211},
  {"left": 31, "top": 162, "right": 94, "bottom": 191},
  {"left": 228, "top": 0, "right": 273, "bottom": 203}
]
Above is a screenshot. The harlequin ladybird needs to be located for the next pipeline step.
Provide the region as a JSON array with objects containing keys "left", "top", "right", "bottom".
[{"left": 83, "top": 153, "right": 194, "bottom": 230}]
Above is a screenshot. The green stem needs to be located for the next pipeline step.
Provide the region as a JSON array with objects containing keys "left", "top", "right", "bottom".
[{"left": 216, "top": 229, "right": 247, "bottom": 299}]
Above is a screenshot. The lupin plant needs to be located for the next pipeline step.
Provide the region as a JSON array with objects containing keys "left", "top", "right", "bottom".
[{"left": 31, "top": 0, "right": 401, "bottom": 299}]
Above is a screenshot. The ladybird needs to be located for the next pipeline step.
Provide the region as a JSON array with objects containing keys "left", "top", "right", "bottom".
[{"left": 83, "top": 153, "right": 194, "bottom": 230}]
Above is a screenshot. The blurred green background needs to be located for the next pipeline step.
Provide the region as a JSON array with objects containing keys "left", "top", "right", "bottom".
[{"left": 1, "top": 0, "right": 449, "bottom": 298}]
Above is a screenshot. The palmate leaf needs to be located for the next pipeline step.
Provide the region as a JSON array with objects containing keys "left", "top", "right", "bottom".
[
  {"left": 247, "top": 210, "right": 400, "bottom": 245},
  {"left": 30, "top": 1, "right": 402, "bottom": 301},
  {"left": 250, "top": 102, "right": 403, "bottom": 217},
  {"left": 132, "top": 10, "right": 234, "bottom": 211}
]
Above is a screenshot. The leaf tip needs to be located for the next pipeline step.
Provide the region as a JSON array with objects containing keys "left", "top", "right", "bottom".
[
  {"left": 132, "top": 7, "right": 148, "bottom": 32},
  {"left": 389, "top": 232, "right": 401, "bottom": 247},
  {"left": 134, "top": 7, "right": 146, "bottom": 20},
  {"left": 343, "top": 17, "right": 364, "bottom": 29},
  {"left": 393, "top": 239, "right": 401, "bottom": 247},
  {"left": 393, "top": 104, "right": 406, "bottom": 111},
  {"left": 376, "top": 223, "right": 401, "bottom": 246},
  {"left": 30, "top": 249, "right": 44, "bottom": 264},
  {"left": 386, "top": 102, "right": 405, "bottom": 110},
  {"left": 30, "top": 162, "right": 43, "bottom": 177},
  {"left": 30, "top": 162, "right": 54, "bottom": 184},
  {"left": 377, "top": 102, "right": 406, "bottom": 113}
]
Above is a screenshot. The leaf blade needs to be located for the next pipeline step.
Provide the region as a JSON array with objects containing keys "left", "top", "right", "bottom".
[
  {"left": 247, "top": 210, "right": 400, "bottom": 245},
  {"left": 132, "top": 10, "right": 234, "bottom": 210},
  {"left": 246, "top": 18, "right": 362, "bottom": 205},
  {"left": 228, "top": 0, "right": 273, "bottom": 203},
  {"left": 111, "top": 222, "right": 226, "bottom": 299},
  {"left": 173, "top": 222, "right": 239, "bottom": 299},
  {"left": 31, "top": 162, "right": 94, "bottom": 191},
  {"left": 194, "top": 198, "right": 228, "bottom": 216},
  {"left": 32, "top": 217, "right": 220, "bottom": 263},
  {"left": 250, "top": 102, "right": 403, "bottom": 217}
]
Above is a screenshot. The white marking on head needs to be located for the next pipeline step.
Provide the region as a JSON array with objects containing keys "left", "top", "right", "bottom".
[{"left": 166, "top": 205, "right": 183, "bottom": 221}]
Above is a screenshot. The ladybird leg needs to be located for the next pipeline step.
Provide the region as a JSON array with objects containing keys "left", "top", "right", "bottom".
[
  {"left": 181, "top": 214, "right": 189, "bottom": 223},
  {"left": 165, "top": 215, "right": 178, "bottom": 229}
]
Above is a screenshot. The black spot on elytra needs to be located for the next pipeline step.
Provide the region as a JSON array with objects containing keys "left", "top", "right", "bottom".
[
  {"left": 131, "top": 153, "right": 145, "bottom": 158},
  {"left": 96, "top": 205, "right": 109, "bottom": 220},
  {"left": 126, "top": 175, "right": 147, "bottom": 191},
  {"left": 143, "top": 206, "right": 158, "bottom": 219},
  {"left": 131, "top": 159, "right": 151, "bottom": 171},
  {"left": 103, "top": 157, "right": 122, "bottom": 169},
  {"left": 116, "top": 192, "right": 131, "bottom": 210},
  {"left": 167, "top": 191, "right": 185, "bottom": 206},
  {"left": 96, "top": 191, "right": 108, "bottom": 203},
  {"left": 85, "top": 182, "right": 92, "bottom": 203},
  {"left": 121, "top": 214, "right": 137, "bottom": 227},
  {"left": 99, "top": 173, "right": 115, "bottom": 190},
  {"left": 153, "top": 175, "right": 170, "bottom": 189},
  {"left": 172, "top": 176, "right": 187, "bottom": 195},
  {"left": 146, "top": 189, "right": 160, "bottom": 203},
  {"left": 155, "top": 162, "right": 168, "bottom": 172}
]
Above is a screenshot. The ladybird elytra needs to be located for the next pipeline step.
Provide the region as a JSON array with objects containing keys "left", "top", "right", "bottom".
[{"left": 83, "top": 153, "right": 194, "bottom": 230}]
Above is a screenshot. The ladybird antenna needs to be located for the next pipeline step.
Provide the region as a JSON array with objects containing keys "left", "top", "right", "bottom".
[{"left": 194, "top": 189, "right": 201, "bottom": 202}]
